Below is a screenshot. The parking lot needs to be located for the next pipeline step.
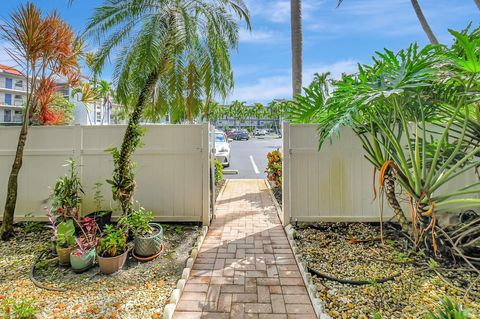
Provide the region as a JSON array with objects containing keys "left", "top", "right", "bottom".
[{"left": 223, "top": 136, "right": 282, "bottom": 179}]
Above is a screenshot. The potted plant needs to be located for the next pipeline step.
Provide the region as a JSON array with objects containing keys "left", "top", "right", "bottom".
[
  {"left": 55, "top": 219, "right": 76, "bottom": 266},
  {"left": 50, "top": 159, "right": 84, "bottom": 221},
  {"left": 70, "top": 217, "right": 99, "bottom": 273},
  {"left": 97, "top": 225, "right": 128, "bottom": 274},
  {"left": 119, "top": 208, "right": 163, "bottom": 259},
  {"left": 85, "top": 182, "right": 112, "bottom": 230}
]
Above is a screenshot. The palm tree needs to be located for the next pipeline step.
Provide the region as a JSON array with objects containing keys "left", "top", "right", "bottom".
[
  {"left": 96, "top": 80, "right": 114, "bottom": 124},
  {"left": 410, "top": 0, "right": 438, "bottom": 44},
  {"left": 337, "top": 0, "right": 438, "bottom": 44},
  {"left": 290, "top": 0, "right": 302, "bottom": 96},
  {"left": 1, "top": 3, "right": 81, "bottom": 239},
  {"left": 86, "top": 0, "right": 250, "bottom": 214}
]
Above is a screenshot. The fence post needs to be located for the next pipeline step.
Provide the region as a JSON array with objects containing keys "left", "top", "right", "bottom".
[
  {"left": 202, "top": 123, "right": 211, "bottom": 225},
  {"left": 282, "top": 122, "right": 290, "bottom": 225}
]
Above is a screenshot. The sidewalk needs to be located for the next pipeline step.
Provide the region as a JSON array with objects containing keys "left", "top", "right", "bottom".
[{"left": 173, "top": 179, "right": 316, "bottom": 319}]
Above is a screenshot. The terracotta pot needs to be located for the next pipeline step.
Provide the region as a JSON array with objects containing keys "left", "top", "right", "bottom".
[
  {"left": 134, "top": 223, "right": 163, "bottom": 257},
  {"left": 56, "top": 246, "right": 72, "bottom": 266},
  {"left": 70, "top": 248, "right": 96, "bottom": 273},
  {"left": 97, "top": 249, "right": 128, "bottom": 275}
]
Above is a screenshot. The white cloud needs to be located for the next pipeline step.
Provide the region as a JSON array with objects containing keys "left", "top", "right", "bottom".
[
  {"left": 229, "top": 60, "right": 357, "bottom": 103},
  {"left": 245, "top": 0, "right": 320, "bottom": 24},
  {"left": 239, "top": 29, "right": 284, "bottom": 43}
]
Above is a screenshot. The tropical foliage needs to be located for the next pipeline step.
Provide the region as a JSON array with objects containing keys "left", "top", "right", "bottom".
[
  {"left": 0, "top": 3, "right": 81, "bottom": 239},
  {"left": 285, "top": 26, "right": 480, "bottom": 267},
  {"left": 266, "top": 149, "right": 283, "bottom": 188},
  {"left": 85, "top": 0, "right": 250, "bottom": 215}
]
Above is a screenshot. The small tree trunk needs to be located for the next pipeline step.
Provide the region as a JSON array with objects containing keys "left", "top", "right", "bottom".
[
  {"left": 410, "top": 0, "right": 439, "bottom": 44},
  {"left": 475, "top": 0, "right": 480, "bottom": 10},
  {"left": 115, "top": 71, "right": 158, "bottom": 215},
  {"left": 384, "top": 172, "right": 409, "bottom": 233},
  {"left": 1, "top": 116, "right": 30, "bottom": 240}
]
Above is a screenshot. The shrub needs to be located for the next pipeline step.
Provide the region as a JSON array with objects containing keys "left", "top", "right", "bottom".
[
  {"left": 1, "top": 298, "right": 37, "bottom": 319},
  {"left": 425, "top": 296, "right": 471, "bottom": 319},
  {"left": 98, "top": 225, "right": 127, "bottom": 257},
  {"left": 118, "top": 207, "right": 154, "bottom": 236},
  {"left": 266, "top": 149, "right": 282, "bottom": 188},
  {"left": 214, "top": 159, "right": 223, "bottom": 185}
]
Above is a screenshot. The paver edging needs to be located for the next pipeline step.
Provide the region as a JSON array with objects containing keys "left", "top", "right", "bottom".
[
  {"left": 264, "top": 179, "right": 331, "bottom": 319},
  {"left": 215, "top": 178, "right": 229, "bottom": 208},
  {"left": 162, "top": 225, "right": 209, "bottom": 319}
]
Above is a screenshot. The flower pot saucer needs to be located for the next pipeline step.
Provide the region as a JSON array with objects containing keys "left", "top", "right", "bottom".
[{"left": 132, "top": 243, "right": 165, "bottom": 262}]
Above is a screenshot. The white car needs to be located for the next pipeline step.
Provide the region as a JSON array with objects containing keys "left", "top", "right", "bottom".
[
  {"left": 254, "top": 129, "right": 267, "bottom": 136},
  {"left": 215, "top": 131, "right": 232, "bottom": 167}
]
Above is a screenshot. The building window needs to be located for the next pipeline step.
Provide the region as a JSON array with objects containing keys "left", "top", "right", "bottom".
[
  {"left": 13, "top": 110, "right": 22, "bottom": 122},
  {"left": 4, "top": 94, "right": 12, "bottom": 105},
  {"left": 4, "top": 109, "right": 11, "bottom": 122},
  {"left": 15, "top": 80, "right": 23, "bottom": 89},
  {"left": 5, "top": 78, "right": 12, "bottom": 89}
]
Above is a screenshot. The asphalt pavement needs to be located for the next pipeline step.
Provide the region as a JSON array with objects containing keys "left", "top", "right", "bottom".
[{"left": 225, "top": 136, "right": 282, "bottom": 179}]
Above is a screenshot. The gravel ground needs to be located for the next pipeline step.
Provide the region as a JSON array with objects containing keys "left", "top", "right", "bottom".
[
  {"left": 266, "top": 180, "right": 282, "bottom": 206},
  {"left": 294, "top": 222, "right": 480, "bottom": 319},
  {"left": 0, "top": 223, "right": 200, "bottom": 319}
]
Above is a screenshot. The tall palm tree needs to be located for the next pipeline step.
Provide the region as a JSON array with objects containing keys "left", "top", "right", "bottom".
[
  {"left": 86, "top": 0, "right": 250, "bottom": 214},
  {"left": 410, "top": 0, "right": 438, "bottom": 44},
  {"left": 290, "top": 0, "right": 302, "bottom": 96},
  {"left": 337, "top": 0, "right": 438, "bottom": 44}
]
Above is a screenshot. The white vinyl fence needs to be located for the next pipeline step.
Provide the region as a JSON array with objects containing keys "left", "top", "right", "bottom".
[
  {"left": 282, "top": 123, "right": 478, "bottom": 225},
  {"left": 0, "top": 124, "right": 213, "bottom": 224}
]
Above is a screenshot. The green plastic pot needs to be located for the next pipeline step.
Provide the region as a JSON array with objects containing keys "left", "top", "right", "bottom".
[
  {"left": 134, "top": 223, "right": 163, "bottom": 257},
  {"left": 70, "top": 248, "right": 96, "bottom": 273}
]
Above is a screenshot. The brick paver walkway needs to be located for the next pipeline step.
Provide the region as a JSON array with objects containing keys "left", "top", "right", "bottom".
[{"left": 173, "top": 179, "right": 316, "bottom": 319}]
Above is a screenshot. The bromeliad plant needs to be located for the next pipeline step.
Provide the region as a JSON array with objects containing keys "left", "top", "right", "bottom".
[{"left": 285, "top": 27, "right": 480, "bottom": 267}]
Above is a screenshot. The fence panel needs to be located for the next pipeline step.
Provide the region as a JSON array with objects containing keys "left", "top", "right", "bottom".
[
  {"left": 0, "top": 124, "right": 210, "bottom": 223},
  {"left": 282, "top": 123, "right": 477, "bottom": 224}
]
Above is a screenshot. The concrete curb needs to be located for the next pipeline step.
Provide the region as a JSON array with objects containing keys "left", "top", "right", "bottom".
[
  {"left": 265, "top": 179, "right": 331, "bottom": 319},
  {"left": 162, "top": 225, "right": 209, "bottom": 319}
]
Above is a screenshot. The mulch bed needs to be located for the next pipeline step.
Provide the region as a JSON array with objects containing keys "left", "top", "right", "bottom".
[
  {"left": 293, "top": 222, "right": 480, "bottom": 319},
  {"left": 0, "top": 223, "right": 200, "bottom": 319}
]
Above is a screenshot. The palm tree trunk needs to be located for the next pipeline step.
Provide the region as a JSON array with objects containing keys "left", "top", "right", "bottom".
[
  {"left": 1, "top": 110, "right": 31, "bottom": 240},
  {"left": 115, "top": 71, "right": 158, "bottom": 214},
  {"left": 410, "top": 0, "right": 438, "bottom": 44},
  {"left": 475, "top": 0, "right": 480, "bottom": 10},
  {"left": 290, "top": 0, "right": 302, "bottom": 96},
  {"left": 384, "top": 172, "right": 409, "bottom": 233}
]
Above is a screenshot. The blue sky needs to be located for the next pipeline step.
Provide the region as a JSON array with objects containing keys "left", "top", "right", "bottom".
[{"left": 1, "top": 0, "right": 479, "bottom": 103}]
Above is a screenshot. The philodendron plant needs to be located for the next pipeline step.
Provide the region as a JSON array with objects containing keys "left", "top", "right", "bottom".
[{"left": 285, "top": 26, "right": 480, "bottom": 268}]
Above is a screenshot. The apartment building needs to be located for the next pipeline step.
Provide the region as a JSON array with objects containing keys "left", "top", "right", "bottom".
[
  {"left": 0, "top": 64, "right": 27, "bottom": 124},
  {"left": 0, "top": 64, "right": 113, "bottom": 125}
]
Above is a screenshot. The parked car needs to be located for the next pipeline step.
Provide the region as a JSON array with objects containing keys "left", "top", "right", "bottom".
[
  {"left": 233, "top": 130, "right": 250, "bottom": 141},
  {"left": 254, "top": 128, "right": 267, "bottom": 136},
  {"left": 225, "top": 130, "right": 235, "bottom": 139},
  {"left": 215, "top": 131, "right": 232, "bottom": 167}
]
